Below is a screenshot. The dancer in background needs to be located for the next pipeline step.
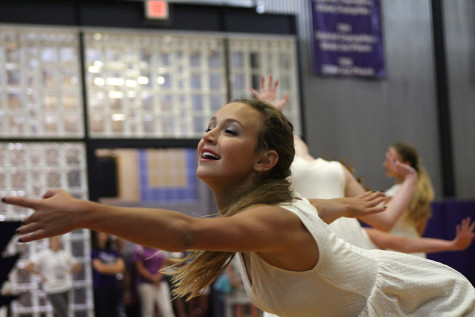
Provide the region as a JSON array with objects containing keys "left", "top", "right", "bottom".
[
  {"left": 23, "top": 235, "right": 81, "bottom": 317},
  {"left": 251, "top": 74, "right": 475, "bottom": 255},
  {"left": 383, "top": 141, "right": 435, "bottom": 256},
  {"left": 5, "top": 99, "right": 475, "bottom": 316},
  {"left": 251, "top": 75, "right": 417, "bottom": 231},
  {"left": 251, "top": 74, "right": 475, "bottom": 317}
]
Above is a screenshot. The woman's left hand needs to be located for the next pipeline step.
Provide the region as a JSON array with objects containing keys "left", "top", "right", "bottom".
[
  {"left": 250, "top": 74, "right": 289, "bottom": 112},
  {"left": 452, "top": 217, "right": 475, "bottom": 250}
]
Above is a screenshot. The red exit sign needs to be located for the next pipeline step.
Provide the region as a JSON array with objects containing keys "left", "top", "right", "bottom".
[{"left": 145, "top": 0, "right": 169, "bottom": 20}]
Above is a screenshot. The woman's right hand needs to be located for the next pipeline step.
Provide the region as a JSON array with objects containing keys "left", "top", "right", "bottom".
[{"left": 2, "top": 188, "right": 86, "bottom": 243}]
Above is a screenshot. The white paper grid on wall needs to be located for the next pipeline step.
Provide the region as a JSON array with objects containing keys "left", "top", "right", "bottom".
[
  {"left": 228, "top": 35, "right": 301, "bottom": 134},
  {"left": 84, "top": 31, "right": 228, "bottom": 138},
  {"left": 0, "top": 142, "right": 93, "bottom": 317},
  {"left": 84, "top": 30, "right": 301, "bottom": 137},
  {"left": 0, "top": 26, "right": 84, "bottom": 138}
]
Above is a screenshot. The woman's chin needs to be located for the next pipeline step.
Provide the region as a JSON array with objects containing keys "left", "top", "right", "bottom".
[{"left": 196, "top": 170, "right": 216, "bottom": 183}]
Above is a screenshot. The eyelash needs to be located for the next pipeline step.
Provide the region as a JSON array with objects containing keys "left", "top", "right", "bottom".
[{"left": 204, "top": 128, "right": 238, "bottom": 135}]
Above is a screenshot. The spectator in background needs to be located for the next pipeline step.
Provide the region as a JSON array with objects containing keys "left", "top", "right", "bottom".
[
  {"left": 24, "top": 235, "right": 81, "bottom": 317},
  {"left": 116, "top": 238, "right": 141, "bottom": 317},
  {"left": 91, "top": 231, "right": 125, "bottom": 317},
  {"left": 132, "top": 245, "right": 175, "bottom": 317},
  {"left": 177, "top": 251, "right": 211, "bottom": 317},
  {"left": 164, "top": 252, "right": 188, "bottom": 317}
]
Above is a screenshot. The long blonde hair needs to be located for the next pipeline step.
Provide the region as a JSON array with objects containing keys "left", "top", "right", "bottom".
[
  {"left": 166, "top": 99, "right": 295, "bottom": 299},
  {"left": 392, "top": 142, "right": 434, "bottom": 225}
]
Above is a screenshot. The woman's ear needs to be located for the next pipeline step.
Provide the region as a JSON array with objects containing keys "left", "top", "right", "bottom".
[{"left": 254, "top": 150, "right": 279, "bottom": 172}]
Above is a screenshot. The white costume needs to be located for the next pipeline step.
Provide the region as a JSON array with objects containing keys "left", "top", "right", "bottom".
[
  {"left": 238, "top": 196, "right": 475, "bottom": 317},
  {"left": 289, "top": 156, "right": 377, "bottom": 249},
  {"left": 385, "top": 184, "right": 426, "bottom": 257}
]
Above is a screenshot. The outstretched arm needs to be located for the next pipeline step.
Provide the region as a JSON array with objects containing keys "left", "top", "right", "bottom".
[
  {"left": 364, "top": 217, "right": 475, "bottom": 254},
  {"left": 309, "top": 191, "right": 387, "bottom": 224},
  {"left": 2, "top": 189, "right": 315, "bottom": 259},
  {"left": 5, "top": 189, "right": 197, "bottom": 248},
  {"left": 250, "top": 74, "right": 289, "bottom": 112}
]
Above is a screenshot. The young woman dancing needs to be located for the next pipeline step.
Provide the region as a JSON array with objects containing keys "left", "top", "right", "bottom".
[{"left": 4, "top": 99, "right": 474, "bottom": 316}]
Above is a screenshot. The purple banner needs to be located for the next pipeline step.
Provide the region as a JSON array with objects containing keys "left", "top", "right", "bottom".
[{"left": 310, "top": 0, "right": 385, "bottom": 78}]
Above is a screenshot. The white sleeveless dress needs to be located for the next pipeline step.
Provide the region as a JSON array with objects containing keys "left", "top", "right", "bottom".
[
  {"left": 238, "top": 196, "right": 475, "bottom": 317},
  {"left": 289, "top": 156, "right": 377, "bottom": 249}
]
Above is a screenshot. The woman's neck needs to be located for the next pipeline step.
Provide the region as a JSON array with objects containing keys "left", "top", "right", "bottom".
[
  {"left": 211, "top": 177, "right": 257, "bottom": 212},
  {"left": 395, "top": 176, "right": 405, "bottom": 184},
  {"left": 293, "top": 135, "right": 316, "bottom": 162}
]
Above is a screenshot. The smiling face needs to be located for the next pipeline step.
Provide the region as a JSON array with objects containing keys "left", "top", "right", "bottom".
[{"left": 196, "top": 102, "right": 264, "bottom": 189}]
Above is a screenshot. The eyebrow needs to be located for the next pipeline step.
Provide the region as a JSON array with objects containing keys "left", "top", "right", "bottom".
[{"left": 208, "top": 117, "right": 244, "bottom": 129}]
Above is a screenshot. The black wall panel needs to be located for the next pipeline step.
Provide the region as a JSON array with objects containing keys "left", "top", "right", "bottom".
[{"left": 0, "top": 1, "right": 297, "bottom": 35}]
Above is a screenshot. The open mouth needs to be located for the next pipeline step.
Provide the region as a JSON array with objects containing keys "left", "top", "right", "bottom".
[{"left": 202, "top": 151, "right": 221, "bottom": 160}]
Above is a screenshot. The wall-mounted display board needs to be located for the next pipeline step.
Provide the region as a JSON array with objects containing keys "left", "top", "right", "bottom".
[{"left": 310, "top": 0, "right": 385, "bottom": 78}]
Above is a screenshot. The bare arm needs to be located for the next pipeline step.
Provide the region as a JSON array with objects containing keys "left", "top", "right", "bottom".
[
  {"left": 364, "top": 217, "right": 475, "bottom": 253},
  {"left": 9, "top": 189, "right": 199, "bottom": 250},
  {"left": 344, "top": 159, "right": 418, "bottom": 231},
  {"left": 309, "top": 191, "right": 387, "bottom": 224},
  {"left": 4, "top": 189, "right": 317, "bottom": 272},
  {"left": 9, "top": 189, "right": 280, "bottom": 251}
]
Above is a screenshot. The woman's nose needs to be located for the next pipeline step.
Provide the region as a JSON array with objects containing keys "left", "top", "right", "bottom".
[{"left": 203, "top": 129, "right": 217, "bottom": 143}]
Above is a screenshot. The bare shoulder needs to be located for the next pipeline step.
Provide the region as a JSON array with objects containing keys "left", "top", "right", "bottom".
[
  {"left": 238, "top": 204, "right": 319, "bottom": 271},
  {"left": 232, "top": 204, "right": 308, "bottom": 246},
  {"left": 236, "top": 204, "right": 302, "bottom": 225}
]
